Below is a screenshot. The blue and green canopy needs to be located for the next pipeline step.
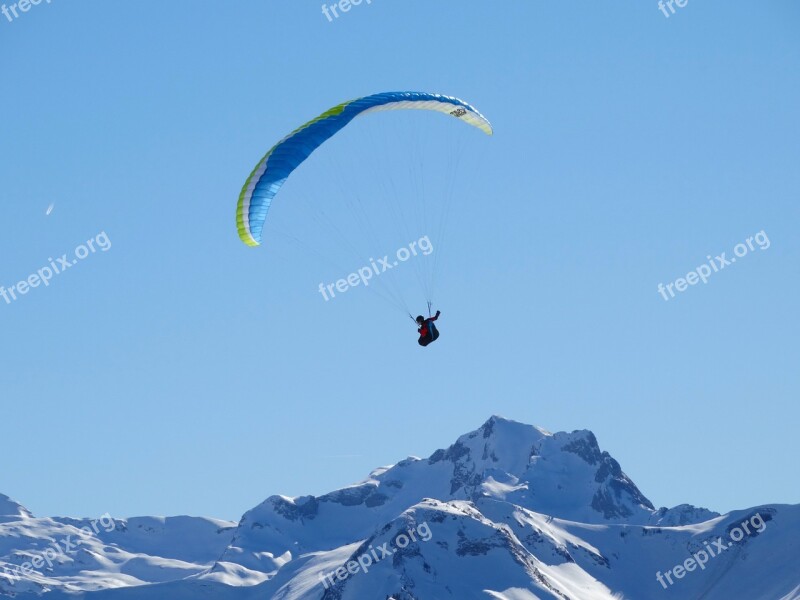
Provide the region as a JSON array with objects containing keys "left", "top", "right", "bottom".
[{"left": 236, "top": 91, "right": 493, "bottom": 247}]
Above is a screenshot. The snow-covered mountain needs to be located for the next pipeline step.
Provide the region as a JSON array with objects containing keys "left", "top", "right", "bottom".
[
  {"left": 0, "top": 501, "right": 236, "bottom": 597},
  {"left": 2, "top": 416, "right": 798, "bottom": 599}
]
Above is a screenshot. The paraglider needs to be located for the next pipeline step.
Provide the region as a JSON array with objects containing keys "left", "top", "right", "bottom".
[
  {"left": 235, "top": 91, "right": 491, "bottom": 343},
  {"left": 416, "top": 310, "right": 441, "bottom": 347}
]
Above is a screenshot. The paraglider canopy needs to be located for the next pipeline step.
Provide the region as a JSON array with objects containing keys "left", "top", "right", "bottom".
[{"left": 236, "top": 91, "right": 493, "bottom": 248}]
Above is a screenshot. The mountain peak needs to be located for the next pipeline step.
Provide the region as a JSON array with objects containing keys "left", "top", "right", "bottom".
[
  {"left": 480, "top": 414, "right": 552, "bottom": 439},
  {"left": 433, "top": 415, "right": 551, "bottom": 481}
]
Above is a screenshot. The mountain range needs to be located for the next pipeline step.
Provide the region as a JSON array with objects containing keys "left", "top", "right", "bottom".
[{"left": 2, "top": 416, "right": 797, "bottom": 599}]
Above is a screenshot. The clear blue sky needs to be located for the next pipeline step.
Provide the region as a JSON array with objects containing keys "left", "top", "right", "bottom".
[{"left": 1, "top": 1, "right": 798, "bottom": 522}]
